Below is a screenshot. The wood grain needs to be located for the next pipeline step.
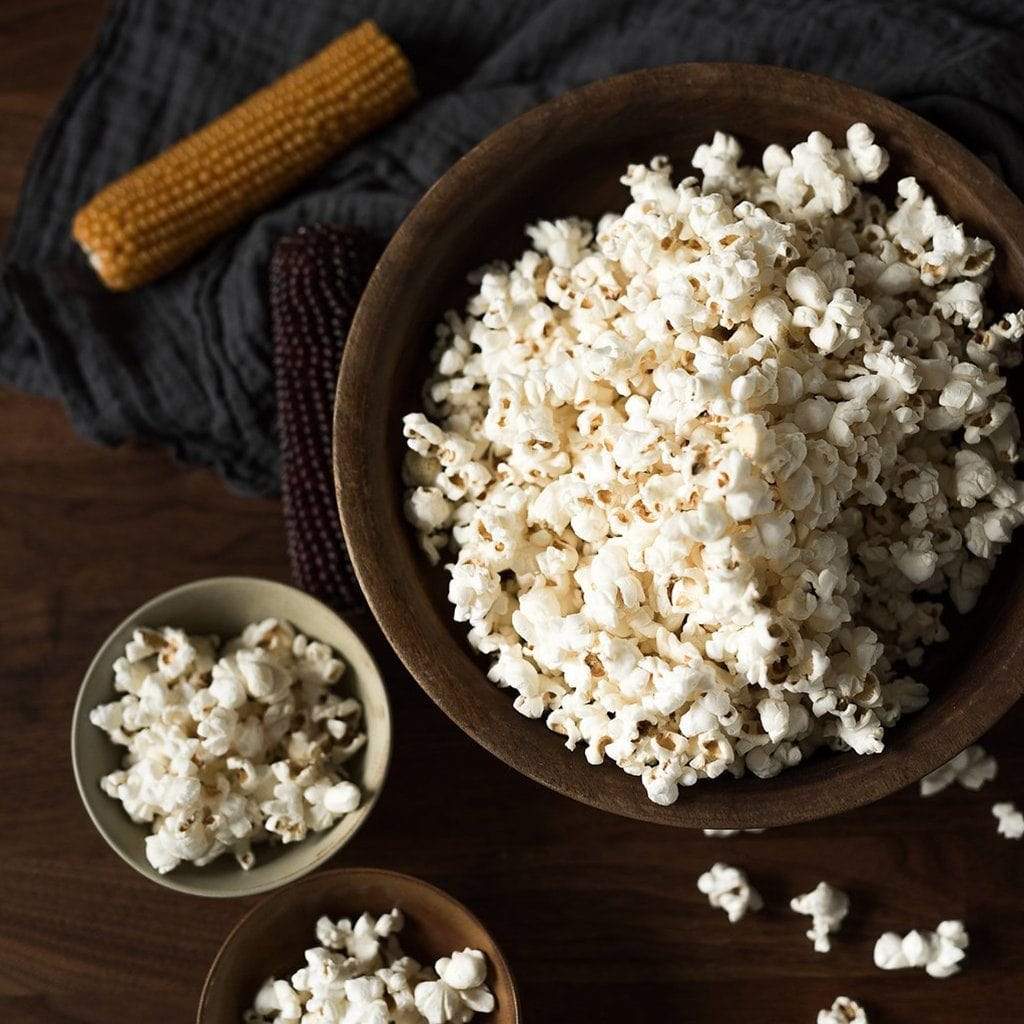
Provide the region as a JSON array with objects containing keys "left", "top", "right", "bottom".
[
  {"left": 335, "top": 62, "right": 1024, "bottom": 830},
  {"left": 0, "top": 0, "right": 105, "bottom": 241},
  {"left": 1, "top": 7, "right": 1022, "bottom": 1024}
]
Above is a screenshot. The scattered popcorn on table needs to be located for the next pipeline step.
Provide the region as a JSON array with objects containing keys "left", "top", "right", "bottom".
[
  {"left": 873, "top": 920, "right": 969, "bottom": 978},
  {"left": 818, "top": 996, "right": 869, "bottom": 1024},
  {"left": 402, "top": 121, "right": 1024, "bottom": 803},
  {"left": 993, "top": 801, "right": 1024, "bottom": 839},
  {"left": 89, "top": 621, "right": 366, "bottom": 873},
  {"left": 790, "top": 881, "right": 849, "bottom": 952},
  {"left": 919, "top": 744, "right": 998, "bottom": 797},
  {"left": 697, "top": 862, "right": 763, "bottom": 923},
  {"left": 702, "top": 828, "right": 765, "bottom": 837},
  {"left": 243, "top": 910, "right": 494, "bottom": 1024}
]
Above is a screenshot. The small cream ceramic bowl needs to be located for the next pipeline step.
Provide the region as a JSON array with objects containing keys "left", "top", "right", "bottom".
[{"left": 71, "top": 576, "right": 391, "bottom": 898}]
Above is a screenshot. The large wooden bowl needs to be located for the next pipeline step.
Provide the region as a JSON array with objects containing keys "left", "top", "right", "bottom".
[{"left": 335, "top": 64, "right": 1024, "bottom": 829}]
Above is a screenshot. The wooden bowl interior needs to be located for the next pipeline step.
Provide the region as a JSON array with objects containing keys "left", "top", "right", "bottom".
[
  {"left": 336, "top": 64, "right": 1024, "bottom": 828},
  {"left": 198, "top": 868, "right": 519, "bottom": 1023}
]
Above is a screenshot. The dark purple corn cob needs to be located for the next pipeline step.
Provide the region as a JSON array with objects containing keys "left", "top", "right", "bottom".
[{"left": 270, "top": 224, "right": 381, "bottom": 611}]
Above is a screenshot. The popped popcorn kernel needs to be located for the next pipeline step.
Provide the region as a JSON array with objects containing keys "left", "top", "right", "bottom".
[
  {"left": 702, "top": 828, "right": 765, "bottom": 837},
  {"left": 818, "top": 996, "right": 870, "bottom": 1024},
  {"left": 993, "top": 801, "right": 1024, "bottom": 839},
  {"left": 697, "top": 862, "right": 763, "bottom": 923},
  {"left": 919, "top": 744, "right": 998, "bottom": 797},
  {"left": 790, "top": 881, "right": 850, "bottom": 952}
]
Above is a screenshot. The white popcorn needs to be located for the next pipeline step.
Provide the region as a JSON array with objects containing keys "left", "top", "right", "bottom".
[
  {"left": 323, "top": 781, "right": 362, "bottom": 815},
  {"left": 91, "top": 622, "right": 364, "bottom": 873},
  {"left": 934, "top": 280, "right": 986, "bottom": 329},
  {"left": 818, "top": 996, "right": 869, "bottom": 1024},
  {"left": 843, "top": 123, "right": 888, "bottom": 183},
  {"left": 414, "top": 949, "right": 495, "bottom": 1024},
  {"left": 402, "top": 123, "right": 1024, "bottom": 803},
  {"left": 993, "top": 801, "right": 1024, "bottom": 839},
  {"left": 697, "top": 862, "right": 763, "bottom": 923},
  {"left": 873, "top": 920, "right": 969, "bottom": 978},
  {"left": 887, "top": 177, "right": 993, "bottom": 287},
  {"left": 919, "top": 745, "right": 998, "bottom": 797},
  {"left": 702, "top": 828, "right": 765, "bottom": 837},
  {"left": 245, "top": 912, "right": 494, "bottom": 1024},
  {"left": 790, "top": 882, "right": 850, "bottom": 952},
  {"left": 405, "top": 487, "right": 453, "bottom": 533}
]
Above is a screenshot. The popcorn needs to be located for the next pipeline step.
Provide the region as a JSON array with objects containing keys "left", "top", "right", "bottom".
[
  {"left": 919, "top": 745, "right": 998, "bottom": 797},
  {"left": 843, "top": 123, "right": 888, "bottom": 183},
  {"left": 414, "top": 950, "right": 495, "bottom": 1024},
  {"left": 90, "top": 622, "right": 365, "bottom": 873},
  {"left": 702, "top": 828, "right": 765, "bottom": 837},
  {"left": 697, "top": 862, "right": 763, "bottom": 923},
  {"left": 245, "top": 911, "right": 494, "bottom": 1024},
  {"left": 324, "top": 781, "right": 362, "bottom": 815},
  {"left": 790, "top": 882, "right": 850, "bottom": 952},
  {"left": 993, "top": 801, "right": 1024, "bottom": 839},
  {"left": 402, "top": 122, "right": 1024, "bottom": 802},
  {"left": 818, "top": 996, "right": 869, "bottom": 1024},
  {"left": 873, "top": 920, "right": 969, "bottom": 978}
]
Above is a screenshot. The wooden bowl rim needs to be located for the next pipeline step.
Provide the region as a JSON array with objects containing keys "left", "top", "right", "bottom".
[
  {"left": 196, "top": 866, "right": 522, "bottom": 1023},
  {"left": 71, "top": 575, "right": 393, "bottom": 897},
  {"left": 335, "top": 62, "right": 1024, "bottom": 828}
]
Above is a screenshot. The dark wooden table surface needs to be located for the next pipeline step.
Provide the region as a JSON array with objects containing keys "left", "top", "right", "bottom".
[{"left": 1, "top": 4, "right": 1021, "bottom": 1022}]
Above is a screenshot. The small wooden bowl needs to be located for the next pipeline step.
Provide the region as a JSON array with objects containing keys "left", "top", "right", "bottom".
[
  {"left": 71, "top": 576, "right": 391, "bottom": 897},
  {"left": 198, "top": 867, "right": 520, "bottom": 1023},
  {"left": 335, "top": 64, "right": 1024, "bottom": 829}
]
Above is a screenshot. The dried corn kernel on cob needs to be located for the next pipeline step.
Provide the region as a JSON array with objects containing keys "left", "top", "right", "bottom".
[
  {"left": 271, "top": 223, "right": 379, "bottom": 611},
  {"left": 72, "top": 21, "right": 414, "bottom": 291}
]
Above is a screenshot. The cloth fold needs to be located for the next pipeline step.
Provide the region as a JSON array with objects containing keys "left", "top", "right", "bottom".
[{"left": 3, "top": 0, "right": 1024, "bottom": 495}]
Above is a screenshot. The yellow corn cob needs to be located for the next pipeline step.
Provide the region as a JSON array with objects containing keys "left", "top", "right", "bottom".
[{"left": 72, "top": 20, "right": 415, "bottom": 291}]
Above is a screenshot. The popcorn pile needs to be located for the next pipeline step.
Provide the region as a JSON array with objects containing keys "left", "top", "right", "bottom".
[
  {"left": 90, "top": 620, "right": 366, "bottom": 874},
  {"left": 244, "top": 909, "right": 495, "bottom": 1024},
  {"left": 402, "top": 121, "right": 1024, "bottom": 803}
]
